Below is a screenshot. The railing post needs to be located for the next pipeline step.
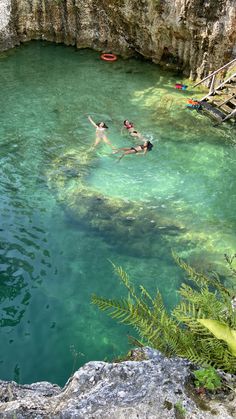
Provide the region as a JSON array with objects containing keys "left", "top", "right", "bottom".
[{"left": 209, "top": 74, "right": 216, "bottom": 95}]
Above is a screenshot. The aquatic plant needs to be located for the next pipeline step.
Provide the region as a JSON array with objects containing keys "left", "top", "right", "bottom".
[{"left": 92, "top": 253, "right": 236, "bottom": 372}]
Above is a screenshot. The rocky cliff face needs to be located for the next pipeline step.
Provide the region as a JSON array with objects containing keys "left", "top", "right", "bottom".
[
  {"left": 0, "top": 0, "right": 235, "bottom": 79},
  {"left": 0, "top": 348, "right": 235, "bottom": 418},
  {"left": 0, "top": 0, "right": 16, "bottom": 50}
]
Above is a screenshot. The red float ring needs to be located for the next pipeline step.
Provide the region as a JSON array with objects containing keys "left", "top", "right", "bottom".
[{"left": 100, "top": 53, "right": 118, "bottom": 62}]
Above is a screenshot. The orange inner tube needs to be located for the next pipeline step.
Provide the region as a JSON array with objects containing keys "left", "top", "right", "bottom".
[{"left": 100, "top": 53, "right": 117, "bottom": 62}]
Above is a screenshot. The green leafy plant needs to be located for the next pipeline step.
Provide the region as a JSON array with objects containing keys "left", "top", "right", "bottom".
[
  {"left": 174, "top": 401, "right": 186, "bottom": 417},
  {"left": 224, "top": 253, "right": 236, "bottom": 276},
  {"left": 198, "top": 319, "right": 236, "bottom": 356},
  {"left": 193, "top": 367, "right": 222, "bottom": 391},
  {"left": 92, "top": 254, "right": 236, "bottom": 372}
]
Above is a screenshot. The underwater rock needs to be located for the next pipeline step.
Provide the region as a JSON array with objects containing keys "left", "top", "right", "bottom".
[
  {"left": 46, "top": 150, "right": 185, "bottom": 259},
  {"left": 64, "top": 186, "right": 182, "bottom": 259},
  {"left": 46, "top": 149, "right": 95, "bottom": 190},
  {"left": 46, "top": 149, "right": 235, "bottom": 275},
  {"left": 165, "top": 228, "right": 236, "bottom": 280}
]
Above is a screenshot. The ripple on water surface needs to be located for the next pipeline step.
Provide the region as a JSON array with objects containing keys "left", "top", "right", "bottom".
[{"left": 0, "top": 41, "right": 236, "bottom": 385}]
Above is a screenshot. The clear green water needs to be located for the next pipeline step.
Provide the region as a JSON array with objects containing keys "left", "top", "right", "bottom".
[{"left": 0, "top": 42, "right": 236, "bottom": 386}]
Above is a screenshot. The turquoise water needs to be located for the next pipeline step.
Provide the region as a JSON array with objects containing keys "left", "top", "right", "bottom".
[{"left": 0, "top": 42, "right": 236, "bottom": 386}]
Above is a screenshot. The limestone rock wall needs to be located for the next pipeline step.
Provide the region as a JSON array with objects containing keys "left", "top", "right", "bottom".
[
  {"left": 0, "top": 0, "right": 17, "bottom": 50},
  {"left": 0, "top": 0, "right": 235, "bottom": 79}
]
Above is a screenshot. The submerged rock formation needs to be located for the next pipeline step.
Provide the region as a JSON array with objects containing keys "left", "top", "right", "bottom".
[
  {"left": 0, "top": 348, "right": 235, "bottom": 418},
  {"left": 0, "top": 0, "right": 236, "bottom": 79},
  {"left": 45, "top": 149, "right": 235, "bottom": 278}
]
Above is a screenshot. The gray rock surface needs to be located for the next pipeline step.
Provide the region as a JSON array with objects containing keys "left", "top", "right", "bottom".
[
  {"left": 0, "top": 348, "right": 235, "bottom": 418},
  {"left": 0, "top": 0, "right": 18, "bottom": 50}
]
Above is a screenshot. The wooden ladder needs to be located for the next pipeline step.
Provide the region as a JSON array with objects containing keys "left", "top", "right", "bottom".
[{"left": 192, "top": 59, "right": 236, "bottom": 123}]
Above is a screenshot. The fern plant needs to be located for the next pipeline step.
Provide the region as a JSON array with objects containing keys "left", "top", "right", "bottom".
[{"left": 91, "top": 255, "right": 236, "bottom": 373}]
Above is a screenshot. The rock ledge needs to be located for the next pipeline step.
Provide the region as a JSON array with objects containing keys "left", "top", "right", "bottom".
[{"left": 0, "top": 348, "right": 235, "bottom": 418}]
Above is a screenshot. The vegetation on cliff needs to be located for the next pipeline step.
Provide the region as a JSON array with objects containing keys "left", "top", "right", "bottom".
[{"left": 92, "top": 253, "right": 236, "bottom": 372}]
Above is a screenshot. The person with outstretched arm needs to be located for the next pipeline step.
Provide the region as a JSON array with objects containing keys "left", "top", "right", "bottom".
[{"left": 88, "top": 115, "right": 114, "bottom": 149}]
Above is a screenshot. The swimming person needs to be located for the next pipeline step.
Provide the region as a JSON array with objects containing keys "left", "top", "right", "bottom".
[
  {"left": 113, "top": 140, "right": 153, "bottom": 161},
  {"left": 123, "top": 120, "right": 145, "bottom": 140},
  {"left": 88, "top": 115, "right": 114, "bottom": 149}
]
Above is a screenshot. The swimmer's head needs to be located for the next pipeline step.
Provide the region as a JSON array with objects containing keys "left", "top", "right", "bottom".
[
  {"left": 124, "top": 120, "right": 133, "bottom": 127},
  {"left": 145, "top": 140, "right": 153, "bottom": 151},
  {"left": 97, "top": 122, "right": 108, "bottom": 128}
]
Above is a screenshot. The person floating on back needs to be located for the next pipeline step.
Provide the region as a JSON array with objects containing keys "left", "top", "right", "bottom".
[
  {"left": 123, "top": 120, "right": 145, "bottom": 140},
  {"left": 88, "top": 115, "right": 114, "bottom": 149},
  {"left": 113, "top": 140, "right": 153, "bottom": 161}
]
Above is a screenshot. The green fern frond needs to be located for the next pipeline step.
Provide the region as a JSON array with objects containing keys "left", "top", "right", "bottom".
[
  {"left": 111, "top": 263, "right": 137, "bottom": 299},
  {"left": 173, "top": 301, "right": 203, "bottom": 323},
  {"left": 172, "top": 252, "right": 231, "bottom": 297},
  {"left": 172, "top": 252, "right": 210, "bottom": 288},
  {"left": 153, "top": 291, "right": 166, "bottom": 316},
  {"left": 91, "top": 295, "right": 136, "bottom": 323},
  {"left": 184, "top": 346, "right": 211, "bottom": 367},
  {"left": 177, "top": 284, "right": 228, "bottom": 322},
  {"left": 111, "top": 263, "right": 154, "bottom": 319},
  {"left": 139, "top": 285, "right": 154, "bottom": 304},
  {"left": 92, "top": 257, "right": 236, "bottom": 373}
]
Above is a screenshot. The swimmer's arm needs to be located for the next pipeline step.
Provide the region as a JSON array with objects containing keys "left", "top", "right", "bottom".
[
  {"left": 130, "top": 131, "right": 144, "bottom": 139},
  {"left": 138, "top": 149, "right": 147, "bottom": 156},
  {"left": 138, "top": 133, "right": 147, "bottom": 142},
  {"left": 130, "top": 131, "right": 139, "bottom": 137},
  {"left": 88, "top": 116, "right": 97, "bottom": 128}
]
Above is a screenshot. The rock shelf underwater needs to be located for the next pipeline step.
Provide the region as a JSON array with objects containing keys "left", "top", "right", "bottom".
[{"left": 46, "top": 142, "right": 236, "bottom": 278}]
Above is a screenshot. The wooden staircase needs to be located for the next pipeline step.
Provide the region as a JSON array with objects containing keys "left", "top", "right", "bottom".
[{"left": 192, "top": 59, "right": 236, "bottom": 123}]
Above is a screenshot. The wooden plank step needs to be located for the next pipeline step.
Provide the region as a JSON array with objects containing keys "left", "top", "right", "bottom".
[
  {"left": 204, "top": 93, "right": 231, "bottom": 103},
  {"left": 225, "top": 101, "right": 236, "bottom": 109},
  {"left": 212, "top": 101, "right": 227, "bottom": 107},
  {"left": 222, "top": 108, "right": 236, "bottom": 122},
  {"left": 212, "top": 94, "right": 235, "bottom": 106},
  {"left": 200, "top": 101, "right": 226, "bottom": 121},
  {"left": 217, "top": 84, "right": 236, "bottom": 90},
  {"left": 223, "top": 83, "right": 236, "bottom": 88},
  {"left": 220, "top": 104, "right": 235, "bottom": 114}
]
